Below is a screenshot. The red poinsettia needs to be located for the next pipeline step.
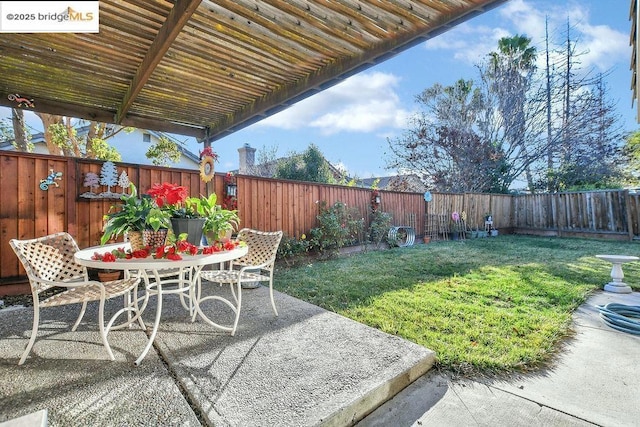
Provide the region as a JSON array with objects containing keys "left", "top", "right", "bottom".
[
  {"left": 147, "top": 182, "right": 189, "bottom": 209},
  {"left": 90, "top": 238, "right": 245, "bottom": 263}
]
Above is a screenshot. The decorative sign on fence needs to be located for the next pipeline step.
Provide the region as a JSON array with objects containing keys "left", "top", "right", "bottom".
[
  {"left": 79, "top": 161, "right": 131, "bottom": 199},
  {"left": 39, "top": 169, "right": 62, "bottom": 190}
]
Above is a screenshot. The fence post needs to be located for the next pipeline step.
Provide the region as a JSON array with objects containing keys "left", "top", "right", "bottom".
[
  {"left": 624, "top": 189, "right": 634, "bottom": 241},
  {"left": 554, "top": 193, "right": 562, "bottom": 238}
]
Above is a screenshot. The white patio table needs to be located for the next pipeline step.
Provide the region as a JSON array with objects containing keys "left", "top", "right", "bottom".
[{"left": 74, "top": 242, "right": 248, "bottom": 366}]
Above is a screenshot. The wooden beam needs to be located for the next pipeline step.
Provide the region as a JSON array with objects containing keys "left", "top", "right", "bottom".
[
  {"left": 0, "top": 97, "right": 115, "bottom": 124},
  {"left": 115, "top": 0, "right": 203, "bottom": 124},
  {"left": 0, "top": 97, "right": 206, "bottom": 138},
  {"left": 118, "top": 115, "right": 206, "bottom": 139},
  {"left": 204, "top": 0, "right": 508, "bottom": 141}
]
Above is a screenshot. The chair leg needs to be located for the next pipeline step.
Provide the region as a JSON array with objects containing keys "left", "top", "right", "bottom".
[
  {"left": 71, "top": 301, "right": 88, "bottom": 332},
  {"left": 19, "top": 306, "right": 40, "bottom": 365},
  {"left": 230, "top": 281, "right": 242, "bottom": 336},
  {"left": 268, "top": 281, "right": 278, "bottom": 316}
]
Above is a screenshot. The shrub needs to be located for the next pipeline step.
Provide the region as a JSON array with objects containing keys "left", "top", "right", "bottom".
[
  {"left": 277, "top": 233, "right": 311, "bottom": 266},
  {"left": 368, "top": 209, "right": 393, "bottom": 248},
  {"left": 309, "top": 201, "right": 364, "bottom": 257}
]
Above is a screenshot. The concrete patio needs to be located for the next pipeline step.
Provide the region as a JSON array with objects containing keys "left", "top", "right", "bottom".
[
  {"left": 2, "top": 285, "right": 639, "bottom": 426},
  {"left": 0, "top": 285, "right": 435, "bottom": 426}
]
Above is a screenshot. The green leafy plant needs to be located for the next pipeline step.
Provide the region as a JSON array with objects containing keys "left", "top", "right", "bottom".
[
  {"left": 368, "top": 209, "right": 393, "bottom": 248},
  {"left": 100, "top": 183, "right": 170, "bottom": 245},
  {"left": 309, "top": 201, "right": 364, "bottom": 256},
  {"left": 190, "top": 193, "right": 240, "bottom": 237},
  {"left": 276, "top": 233, "right": 311, "bottom": 266}
]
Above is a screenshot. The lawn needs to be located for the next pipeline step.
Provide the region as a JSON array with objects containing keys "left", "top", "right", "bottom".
[{"left": 273, "top": 235, "right": 640, "bottom": 376}]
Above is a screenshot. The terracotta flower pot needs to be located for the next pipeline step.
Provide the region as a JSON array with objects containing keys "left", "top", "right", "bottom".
[{"left": 98, "top": 270, "right": 122, "bottom": 282}]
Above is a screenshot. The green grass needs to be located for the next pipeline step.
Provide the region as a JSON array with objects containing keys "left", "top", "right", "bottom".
[{"left": 273, "top": 235, "right": 640, "bottom": 375}]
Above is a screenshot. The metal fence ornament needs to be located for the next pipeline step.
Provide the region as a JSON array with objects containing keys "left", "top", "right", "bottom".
[
  {"left": 40, "top": 169, "right": 62, "bottom": 190},
  {"left": 199, "top": 146, "right": 218, "bottom": 183},
  {"left": 8, "top": 94, "right": 35, "bottom": 108}
]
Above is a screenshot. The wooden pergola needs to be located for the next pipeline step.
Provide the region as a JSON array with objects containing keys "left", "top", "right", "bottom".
[
  {"left": 631, "top": 0, "right": 640, "bottom": 122},
  {"left": 1, "top": 0, "right": 509, "bottom": 143}
]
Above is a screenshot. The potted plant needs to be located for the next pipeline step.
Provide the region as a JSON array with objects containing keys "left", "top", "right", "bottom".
[
  {"left": 191, "top": 193, "right": 240, "bottom": 245},
  {"left": 97, "top": 269, "right": 122, "bottom": 282},
  {"left": 100, "top": 183, "right": 171, "bottom": 249},
  {"left": 147, "top": 182, "right": 207, "bottom": 246}
]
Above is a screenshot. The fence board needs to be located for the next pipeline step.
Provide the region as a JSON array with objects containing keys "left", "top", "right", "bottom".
[
  {"left": 0, "top": 155, "right": 19, "bottom": 279},
  {"left": 3, "top": 150, "right": 640, "bottom": 294}
]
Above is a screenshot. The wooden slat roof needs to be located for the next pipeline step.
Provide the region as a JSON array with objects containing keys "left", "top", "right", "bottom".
[
  {"left": 0, "top": 0, "right": 509, "bottom": 142},
  {"left": 631, "top": 0, "right": 639, "bottom": 122}
]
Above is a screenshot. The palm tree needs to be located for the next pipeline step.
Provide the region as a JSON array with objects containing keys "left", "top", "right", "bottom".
[{"left": 487, "top": 35, "right": 538, "bottom": 190}]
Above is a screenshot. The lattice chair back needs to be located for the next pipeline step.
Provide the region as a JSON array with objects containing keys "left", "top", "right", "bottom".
[
  {"left": 195, "top": 228, "right": 283, "bottom": 336},
  {"left": 10, "top": 232, "right": 87, "bottom": 296},
  {"left": 9, "top": 231, "right": 141, "bottom": 365},
  {"left": 233, "top": 228, "right": 283, "bottom": 270}
]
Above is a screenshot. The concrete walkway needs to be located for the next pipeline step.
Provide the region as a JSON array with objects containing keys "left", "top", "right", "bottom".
[
  {"left": 1, "top": 287, "right": 639, "bottom": 426},
  {"left": 0, "top": 285, "right": 435, "bottom": 426},
  {"left": 357, "top": 290, "right": 640, "bottom": 427}
]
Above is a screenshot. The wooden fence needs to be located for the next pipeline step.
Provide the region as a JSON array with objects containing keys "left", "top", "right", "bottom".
[
  {"left": 2, "top": 150, "right": 640, "bottom": 294},
  {"left": 513, "top": 190, "right": 640, "bottom": 240}
]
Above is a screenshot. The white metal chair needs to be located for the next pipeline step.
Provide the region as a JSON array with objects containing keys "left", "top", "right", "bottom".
[
  {"left": 195, "top": 228, "right": 283, "bottom": 335},
  {"left": 9, "top": 232, "right": 141, "bottom": 365}
]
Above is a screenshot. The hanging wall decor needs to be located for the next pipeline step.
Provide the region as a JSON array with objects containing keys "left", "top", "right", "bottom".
[
  {"left": 99, "top": 161, "right": 120, "bottom": 198},
  {"left": 39, "top": 169, "right": 62, "bottom": 190},
  {"left": 80, "top": 171, "right": 101, "bottom": 198},
  {"left": 8, "top": 93, "right": 35, "bottom": 108},
  {"left": 199, "top": 146, "right": 218, "bottom": 183},
  {"left": 371, "top": 189, "right": 381, "bottom": 212},
  {"left": 222, "top": 172, "right": 238, "bottom": 210}
]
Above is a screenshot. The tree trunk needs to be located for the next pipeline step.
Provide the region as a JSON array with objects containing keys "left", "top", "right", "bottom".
[
  {"left": 11, "top": 109, "right": 29, "bottom": 151},
  {"left": 34, "top": 112, "right": 64, "bottom": 155}
]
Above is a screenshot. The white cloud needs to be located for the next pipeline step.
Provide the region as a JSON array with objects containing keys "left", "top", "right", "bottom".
[
  {"left": 424, "top": 22, "right": 510, "bottom": 65},
  {"left": 423, "top": 0, "right": 628, "bottom": 73},
  {"left": 257, "top": 72, "right": 412, "bottom": 134},
  {"left": 498, "top": 0, "right": 547, "bottom": 40},
  {"left": 574, "top": 23, "right": 628, "bottom": 72}
]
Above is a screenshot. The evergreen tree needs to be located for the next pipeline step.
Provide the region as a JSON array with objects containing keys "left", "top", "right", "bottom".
[{"left": 275, "top": 144, "right": 335, "bottom": 183}]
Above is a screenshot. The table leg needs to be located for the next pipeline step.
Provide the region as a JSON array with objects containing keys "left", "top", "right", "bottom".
[{"left": 135, "top": 270, "right": 163, "bottom": 366}]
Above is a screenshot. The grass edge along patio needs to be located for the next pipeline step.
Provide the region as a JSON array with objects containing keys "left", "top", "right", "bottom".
[{"left": 273, "top": 234, "right": 640, "bottom": 376}]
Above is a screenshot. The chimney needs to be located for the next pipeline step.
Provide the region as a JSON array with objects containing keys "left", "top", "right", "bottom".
[{"left": 238, "top": 143, "right": 256, "bottom": 174}]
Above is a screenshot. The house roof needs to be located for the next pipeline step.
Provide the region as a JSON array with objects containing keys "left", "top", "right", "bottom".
[
  {"left": 0, "top": 0, "right": 509, "bottom": 143},
  {"left": 358, "top": 175, "right": 427, "bottom": 192},
  {"left": 0, "top": 125, "right": 200, "bottom": 163}
]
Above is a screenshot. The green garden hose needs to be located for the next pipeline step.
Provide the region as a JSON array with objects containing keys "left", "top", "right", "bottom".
[{"left": 598, "top": 303, "right": 640, "bottom": 335}]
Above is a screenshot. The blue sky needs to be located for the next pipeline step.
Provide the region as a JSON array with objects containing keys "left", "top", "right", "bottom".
[
  {"left": 3, "top": 0, "right": 636, "bottom": 180},
  {"left": 202, "top": 0, "right": 637, "bottom": 179}
]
